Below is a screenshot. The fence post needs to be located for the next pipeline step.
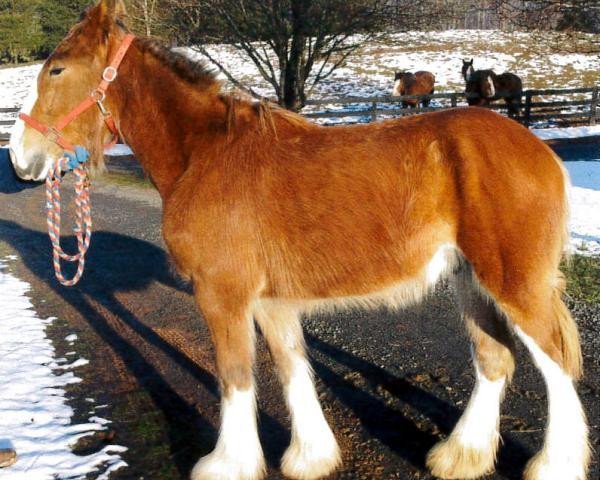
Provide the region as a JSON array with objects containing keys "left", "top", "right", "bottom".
[
  {"left": 370, "top": 101, "right": 377, "bottom": 122},
  {"left": 451, "top": 93, "right": 457, "bottom": 108},
  {"left": 590, "top": 86, "right": 599, "bottom": 125},
  {"left": 524, "top": 91, "right": 532, "bottom": 127}
]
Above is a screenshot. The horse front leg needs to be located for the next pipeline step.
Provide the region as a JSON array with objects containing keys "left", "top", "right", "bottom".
[
  {"left": 255, "top": 302, "right": 341, "bottom": 480},
  {"left": 191, "top": 277, "right": 265, "bottom": 480}
]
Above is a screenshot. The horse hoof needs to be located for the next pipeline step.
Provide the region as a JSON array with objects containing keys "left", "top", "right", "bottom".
[
  {"left": 523, "top": 449, "right": 589, "bottom": 480},
  {"left": 426, "top": 436, "right": 496, "bottom": 480},
  {"left": 281, "top": 435, "right": 341, "bottom": 480},
  {"left": 190, "top": 449, "right": 266, "bottom": 480}
]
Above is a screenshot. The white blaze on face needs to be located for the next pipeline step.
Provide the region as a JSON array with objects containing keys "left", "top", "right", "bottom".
[
  {"left": 465, "top": 65, "right": 474, "bottom": 81},
  {"left": 9, "top": 80, "right": 55, "bottom": 181},
  {"left": 392, "top": 79, "right": 402, "bottom": 96}
]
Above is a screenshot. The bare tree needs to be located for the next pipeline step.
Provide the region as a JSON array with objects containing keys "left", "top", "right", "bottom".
[
  {"left": 166, "top": 0, "right": 447, "bottom": 111},
  {"left": 125, "top": 0, "right": 169, "bottom": 37}
]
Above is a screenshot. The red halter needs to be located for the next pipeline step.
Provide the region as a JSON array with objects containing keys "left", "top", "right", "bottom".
[{"left": 19, "top": 34, "right": 135, "bottom": 152}]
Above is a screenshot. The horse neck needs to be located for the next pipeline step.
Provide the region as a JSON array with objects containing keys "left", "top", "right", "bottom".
[{"left": 107, "top": 44, "right": 227, "bottom": 199}]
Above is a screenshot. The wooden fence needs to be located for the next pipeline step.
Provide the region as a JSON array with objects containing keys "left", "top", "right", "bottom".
[
  {"left": 1, "top": 86, "right": 598, "bottom": 144},
  {"left": 0, "top": 107, "right": 16, "bottom": 143},
  {"left": 303, "top": 86, "right": 599, "bottom": 127}
]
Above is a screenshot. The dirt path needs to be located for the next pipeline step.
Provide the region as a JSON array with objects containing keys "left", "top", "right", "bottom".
[{"left": 0, "top": 154, "right": 598, "bottom": 480}]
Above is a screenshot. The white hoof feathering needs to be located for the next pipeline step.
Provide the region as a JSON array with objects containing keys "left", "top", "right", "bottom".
[
  {"left": 191, "top": 387, "right": 265, "bottom": 480},
  {"left": 281, "top": 357, "right": 341, "bottom": 480},
  {"left": 515, "top": 327, "right": 590, "bottom": 480},
  {"left": 427, "top": 361, "right": 505, "bottom": 479}
]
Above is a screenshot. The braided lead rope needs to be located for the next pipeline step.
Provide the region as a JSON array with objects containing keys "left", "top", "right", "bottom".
[{"left": 45, "top": 156, "right": 92, "bottom": 287}]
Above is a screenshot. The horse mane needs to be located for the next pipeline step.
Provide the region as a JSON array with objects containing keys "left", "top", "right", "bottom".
[
  {"left": 133, "top": 38, "right": 312, "bottom": 135},
  {"left": 135, "top": 38, "right": 219, "bottom": 90},
  {"left": 220, "top": 93, "right": 312, "bottom": 138}
]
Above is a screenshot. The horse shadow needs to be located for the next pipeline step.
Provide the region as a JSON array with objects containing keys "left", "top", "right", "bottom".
[
  {"left": 0, "top": 219, "right": 225, "bottom": 475},
  {"left": 0, "top": 217, "right": 531, "bottom": 478},
  {"left": 307, "top": 332, "right": 532, "bottom": 479}
]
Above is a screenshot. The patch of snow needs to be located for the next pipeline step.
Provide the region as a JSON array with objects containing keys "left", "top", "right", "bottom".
[
  {"left": 533, "top": 125, "right": 600, "bottom": 140},
  {"left": 89, "top": 416, "right": 112, "bottom": 426},
  {"left": 565, "top": 161, "right": 600, "bottom": 255},
  {"left": 0, "top": 259, "right": 127, "bottom": 480},
  {"left": 104, "top": 144, "right": 134, "bottom": 156},
  {"left": 54, "top": 358, "right": 90, "bottom": 370},
  {"left": 65, "top": 333, "right": 78, "bottom": 343}
]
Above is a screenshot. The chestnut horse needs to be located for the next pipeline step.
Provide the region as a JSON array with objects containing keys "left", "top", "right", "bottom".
[
  {"left": 10, "top": 2, "right": 589, "bottom": 480},
  {"left": 462, "top": 59, "right": 523, "bottom": 117},
  {"left": 392, "top": 71, "right": 435, "bottom": 108}
]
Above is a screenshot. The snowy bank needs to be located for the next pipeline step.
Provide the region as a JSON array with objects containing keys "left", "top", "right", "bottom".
[
  {"left": 565, "top": 162, "right": 600, "bottom": 255},
  {"left": 0, "top": 257, "right": 127, "bottom": 480},
  {"left": 533, "top": 125, "right": 600, "bottom": 141}
]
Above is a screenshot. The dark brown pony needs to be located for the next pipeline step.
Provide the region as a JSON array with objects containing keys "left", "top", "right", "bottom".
[
  {"left": 10, "top": 2, "right": 589, "bottom": 480},
  {"left": 462, "top": 59, "right": 523, "bottom": 117},
  {"left": 392, "top": 71, "right": 435, "bottom": 108}
]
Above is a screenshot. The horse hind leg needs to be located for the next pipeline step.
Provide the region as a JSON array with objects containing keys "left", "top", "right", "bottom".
[
  {"left": 191, "top": 278, "right": 266, "bottom": 480},
  {"left": 508, "top": 274, "right": 589, "bottom": 480},
  {"left": 254, "top": 302, "right": 341, "bottom": 480},
  {"left": 427, "top": 265, "right": 515, "bottom": 479}
]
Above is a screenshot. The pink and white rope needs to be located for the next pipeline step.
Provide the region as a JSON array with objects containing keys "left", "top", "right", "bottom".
[{"left": 45, "top": 157, "right": 92, "bottom": 287}]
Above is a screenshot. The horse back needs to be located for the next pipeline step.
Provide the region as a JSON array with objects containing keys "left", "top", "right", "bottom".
[
  {"left": 495, "top": 72, "right": 523, "bottom": 96},
  {"left": 412, "top": 71, "right": 435, "bottom": 93},
  {"left": 165, "top": 108, "right": 566, "bottom": 302}
]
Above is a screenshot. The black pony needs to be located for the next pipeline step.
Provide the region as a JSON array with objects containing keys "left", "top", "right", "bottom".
[{"left": 462, "top": 59, "right": 523, "bottom": 117}]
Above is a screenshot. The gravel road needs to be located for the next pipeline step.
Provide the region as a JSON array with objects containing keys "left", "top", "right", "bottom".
[{"left": 0, "top": 151, "right": 597, "bottom": 480}]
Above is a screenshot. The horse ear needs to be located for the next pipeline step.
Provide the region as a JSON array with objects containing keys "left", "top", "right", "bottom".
[{"left": 95, "top": 0, "right": 127, "bottom": 26}]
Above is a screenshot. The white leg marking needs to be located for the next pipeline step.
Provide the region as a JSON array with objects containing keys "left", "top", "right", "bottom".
[
  {"left": 514, "top": 327, "right": 589, "bottom": 480},
  {"left": 281, "top": 355, "right": 341, "bottom": 480},
  {"left": 191, "top": 387, "right": 265, "bottom": 480},
  {"left": 426, "top": 356, "right": 504, "bottom": 478},
  {"left": 453, "top": 359, "right": 505, "bottom": 449}
]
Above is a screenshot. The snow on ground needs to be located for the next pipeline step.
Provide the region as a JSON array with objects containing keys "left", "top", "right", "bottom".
[
  {"left": 0, "top": 257, "right": 127, "bottom": 480},
  {"left": 2, "top": 30, "right": 598, "bottom": 118},
  {"left": 533, "top": 125, "right": 600, "bottom": 141},
  {"left": 0, "top": 64, "right": 41, "bottom": 108},
  {"left": 566, "top": 162, "right": 600, "bottom": 255},
  {"left": 195, "top": 30, "right": 599, "bottom": 101}
]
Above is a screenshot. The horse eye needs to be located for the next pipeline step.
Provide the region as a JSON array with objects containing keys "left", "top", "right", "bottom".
[{"left": 49, "top": 67, "right": 65, "bottom": 77}]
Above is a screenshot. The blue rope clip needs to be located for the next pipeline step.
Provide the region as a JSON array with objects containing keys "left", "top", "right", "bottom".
[{"left": 64, "top": 146, "right": 90, "bottom": 171}]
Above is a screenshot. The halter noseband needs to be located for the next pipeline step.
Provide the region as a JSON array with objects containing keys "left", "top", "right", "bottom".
[{"left": 19, "top": 33, "right": 135, "bottom": 153}]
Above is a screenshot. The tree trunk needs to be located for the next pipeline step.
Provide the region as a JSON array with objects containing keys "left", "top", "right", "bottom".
[{"left": 281, "top": 0, "right": 309, "bottom": 111}]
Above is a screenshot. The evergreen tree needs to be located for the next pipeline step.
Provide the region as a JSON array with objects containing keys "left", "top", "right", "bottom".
[{"left": 0, "top": 0, "right": 88, "bottom": 64}]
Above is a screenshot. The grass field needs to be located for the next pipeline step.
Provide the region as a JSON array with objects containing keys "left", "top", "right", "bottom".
[{"left": 565, "top": 255, "right": 600, "bottom": 303}]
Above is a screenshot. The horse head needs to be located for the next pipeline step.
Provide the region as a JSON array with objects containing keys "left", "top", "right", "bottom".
[
  {"left": 10, "top": 0, "right": 129, "bottom": 181},
  {"left": 392, "top": 71, "right": 410, "bottom": 96},
  {"left": 461, "top": 58, "right": 474, "bottom": 82}
]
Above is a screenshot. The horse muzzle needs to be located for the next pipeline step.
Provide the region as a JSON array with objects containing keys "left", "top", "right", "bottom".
[{"left": 9, "top": 147, "right": 52, "bottom": 182}]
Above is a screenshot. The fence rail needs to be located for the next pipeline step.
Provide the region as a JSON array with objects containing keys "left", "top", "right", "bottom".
[
  {"left": 304, "top": 86, "right": 599, "bottom": 127},
  {"left": 1, "top": 86, "right": 598, "bottom": 145}
]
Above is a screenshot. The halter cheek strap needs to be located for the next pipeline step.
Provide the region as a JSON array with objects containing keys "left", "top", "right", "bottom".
[{"left": 19, "top": 33, "right": 135, "bottom": 154}]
